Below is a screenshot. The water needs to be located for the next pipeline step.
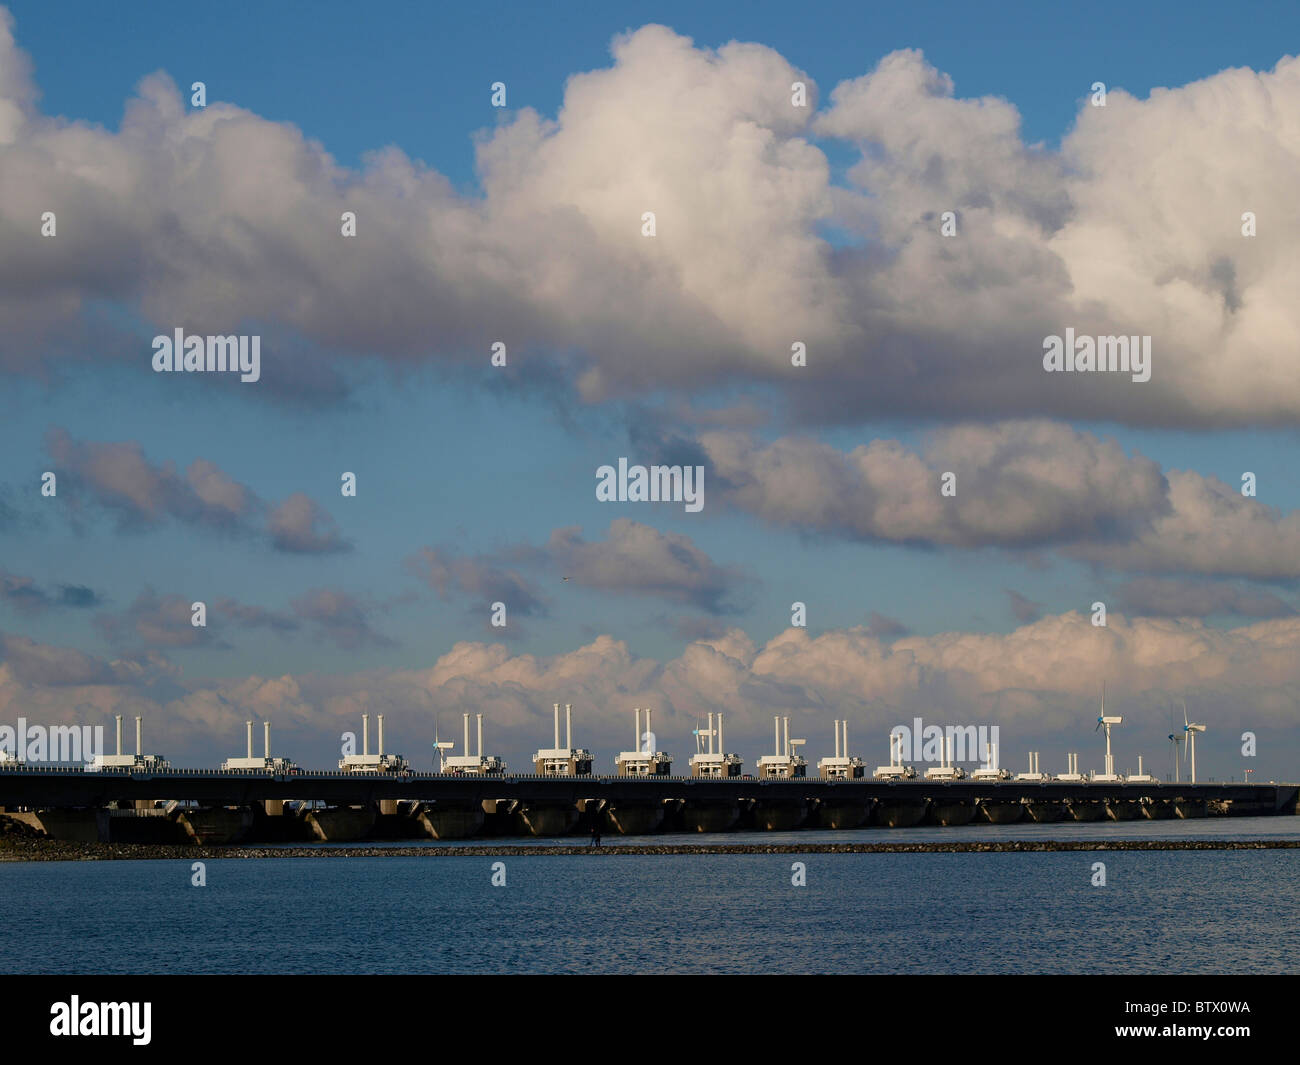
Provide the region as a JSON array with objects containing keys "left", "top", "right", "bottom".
[{"left": 4, "top": 821, "right": 1300, "bottom": 974}]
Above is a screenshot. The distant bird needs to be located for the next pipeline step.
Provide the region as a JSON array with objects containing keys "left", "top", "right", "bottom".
[{"left": 562, "top": 576, "right": 570, "bottom": 582}]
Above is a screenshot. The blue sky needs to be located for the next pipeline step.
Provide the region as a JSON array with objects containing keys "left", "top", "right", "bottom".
[
  {"left": 1, "top": 1, "right": 1299, "bottom": 777},
  {"left": 13, "top": 0, "right": 1294, "bottom": 173}
]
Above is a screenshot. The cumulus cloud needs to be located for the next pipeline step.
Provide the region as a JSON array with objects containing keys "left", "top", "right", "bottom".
[
  {"left": 47, "top": 428, "right": 254, "bottom": 531},
  {"left": 409, "top": 519, "right": 750, "bottom": 617},
  {"left": 95, "top": 590, "right": 207, "bottom": 648},
  {"left": 95, "top": 588, "right": 300, "bottom": 649},
  {"left": 1072, "top": 471, "right": 1300, "bottom": 579},
  {"left": 4, "top": 610, "right": 1298, "bottom": 772},
  {"left": 700, "top": 421, "right": 1167, "bottom": 547},
  {"left": 1115, "top": 577, "right": 1296, "bottom": 619},
  {"left": 288, "top": 587, "right": 393, "bottom": 650},
  {"left": 409, "top": 547, "right": 549, "bottom": 618},
  {"left": 545, "top": 520, "right": 751, "bottom": 613},
  {"left": 697, "top": 420, "right": 1300, "bottom": 579},
  {"left": 90, "top": 585, "right": 403, "bottom": 654},
  {"left": 266, "top": 493, "right": 351, "bottom": 554},
  {"left": 0, "top": 22, "right": 827, "bottom": 403},
  {"left": 0, "top": 18, "right": 1295, "bottom": 425},
  {"left": 0, "top": 570, "right": 102, "bottom": 614},
  {"left": 45, "top": 428, "right": 347, "bottom": 551},
  {"left": 803, "top": 48, "right": 1300, "bottom": 427},
  {"left": 0, "top": 632, "right": 146, "bottom": 687}
]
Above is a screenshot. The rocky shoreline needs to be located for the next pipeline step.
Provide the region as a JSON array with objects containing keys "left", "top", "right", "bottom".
[{"left": 3, "top": 836, "right": 1300, "bottom": 862}]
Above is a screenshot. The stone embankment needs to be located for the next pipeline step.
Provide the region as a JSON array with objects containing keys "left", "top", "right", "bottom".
[{"left": 3, "top": 834, "right": 1299, "bottom": 862}]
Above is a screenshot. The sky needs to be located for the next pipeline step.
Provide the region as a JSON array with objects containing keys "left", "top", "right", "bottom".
[{"left": 1, "top": 0, "right": 1298, "bottom": 779}]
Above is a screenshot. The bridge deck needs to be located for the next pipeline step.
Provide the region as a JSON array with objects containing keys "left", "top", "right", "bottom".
[{"left": 0, "top": 766, "right": 1293, "bottom": 810}]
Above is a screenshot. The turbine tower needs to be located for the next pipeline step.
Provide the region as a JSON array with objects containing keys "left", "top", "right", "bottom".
[
  {"left": 433, "top": 717, "right": 456, "bottom": 772},
  {"left": 1183, "top": 701, "right": 1207, "bottom": 784},
  {"left": 1094, "top": 683, "right": 1123, "bottom": 779}
]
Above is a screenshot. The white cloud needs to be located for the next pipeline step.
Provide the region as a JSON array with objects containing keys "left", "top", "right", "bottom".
[
  {"left": 697, "top": 420, "right": 1300, "bottom": 578},
  {"left": 4, "top": 612, "right": 1298, "bottom": 770},
  {"left": 0, "top": 19, "right": 1295, "bottom": 424}
]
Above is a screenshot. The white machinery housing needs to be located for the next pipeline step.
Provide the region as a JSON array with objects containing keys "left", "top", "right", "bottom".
[
  {"left": 90, "top": 716, "right": 171, "bottom": 772},
  {"left": 441, "top": 713, "right": 507, "bottom": 775},
  {"left": 756, "top": 716, "right": 807, "bottom": 779},
  {"left": 817, "top": 719, "right": 865, "bottom": 780},
  {"left": 534, "top": 703, "right": 593, "bottom": 776},
  {"left": 688, "top": 712, "right": 743, "bottom": 778},
  {"left": 222, "top": 720, "right": 299, "bottom": 773},
  {"left": 339, "top": 713, "right": 409, "bottom": 773},
  {"left": 614, "top": 708, "right": 672, "bottom": 776},
  {"left": 874, "top": 731, "right": 917, "bottom": 780}
]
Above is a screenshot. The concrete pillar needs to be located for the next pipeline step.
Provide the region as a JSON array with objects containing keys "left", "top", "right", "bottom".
[
  {"left": 246, "top": 720, "right": 253, "bottom": 759},
  {"left": 115, "top": 714, "right": 123, "bottom": 756},
  {"left": 565, "top": 704, "right": 572, "bottom": 751},
  {"left": 553, "top": 703, "right": 560, "bottom": 750},
  {"left": 378, "top": 714, "right": 385, "bottom": 756},
  {"left": 362, "top": 713, "right": 369, "bottom": 756},
  {"left": 264, "top": 721, "right": 271, "bottom": 759},
  {"left": 135, "top": 716, "right": 142, "bottom": 756},
  {"left": 477, "top": 714, "right": 483, "bottom": 759}
]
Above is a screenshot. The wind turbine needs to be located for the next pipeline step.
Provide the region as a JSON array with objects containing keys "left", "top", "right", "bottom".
[
  {"left": 1183, "top": 701, "right": 1207, "bottom": 784},
  {"left": 432, "top": 718, "right": 456, "bottom": 772},
  {"left": 1094, "top": 683, "right": 1123, "bottom": 780}
]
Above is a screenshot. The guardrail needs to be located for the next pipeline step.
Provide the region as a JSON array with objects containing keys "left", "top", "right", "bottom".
[{"left": 0, "top": 763, "right": 1280, "bottom": 786}]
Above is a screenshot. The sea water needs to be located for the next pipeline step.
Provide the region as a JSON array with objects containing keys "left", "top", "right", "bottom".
[{"left": 2, "top": 823, "right": 1298, "bottom": 974}]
